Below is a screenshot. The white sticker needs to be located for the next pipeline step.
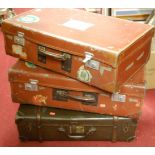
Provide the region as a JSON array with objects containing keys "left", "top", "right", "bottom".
[
  {"left": 113, "top": 104, "right": 118, "bottom": 111},
  {"left": 100, "top": 104, "right": 106, "bottom": 108},
  {"left": 102, "top": 66, "right": 112, "bottom": 72},
  {"left": 62, "top": 19, "right": 94, "bottom": 31},
  {"left": 129, "top": 98, "right": 139, "bottom": 103}
]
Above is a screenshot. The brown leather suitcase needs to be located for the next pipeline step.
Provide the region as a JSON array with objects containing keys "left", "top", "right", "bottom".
[
  {"left": 16, "top": 104, "right": 138, "bottom": 142},
  {"left": 2, "top": 8, "right": 154, "bottom": 92},
  {"left": 9, "top": 60, "right": 145, "bottom": 118}
]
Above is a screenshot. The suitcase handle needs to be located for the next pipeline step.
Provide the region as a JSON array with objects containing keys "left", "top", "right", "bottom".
[
  {"left": 38, "top": 45, "right": 69, "bottom": 61},
  {"left": 58, "top": 126, "right": 96, "bottom": 139},
  {"left": 67, "top": 135, "right": 86, "bottom": 139},
  {"left": 61, "top": 93, "right": 96, "bottom": 103}
]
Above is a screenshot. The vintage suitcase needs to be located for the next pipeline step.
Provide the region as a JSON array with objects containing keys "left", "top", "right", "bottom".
[
  {"left": 16, "top": 104, "right": 138, "bottom": 142},
  {"left": 2, "top": 9, "right": 154, "bottom": 93},
  {"left": 9, "top": 60, "right": 145, "bottom": 118}
]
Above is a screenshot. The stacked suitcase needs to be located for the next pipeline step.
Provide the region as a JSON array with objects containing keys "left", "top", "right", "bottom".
[{"left": 1, "top": 8, "right": 154, "bottom": 142}]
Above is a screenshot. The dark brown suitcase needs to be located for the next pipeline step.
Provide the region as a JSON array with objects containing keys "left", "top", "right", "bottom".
[
  {"left": 16, "top": 104, "right": 138, "bottom": 142},
  {"left": 9, "top": 60, "right": 145, "bottom": 118},
  {"left": 2, "top": 8, "right": 154, "bottom": 93}
]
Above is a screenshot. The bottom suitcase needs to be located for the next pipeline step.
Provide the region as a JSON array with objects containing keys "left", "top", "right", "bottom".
[{"left": 16, "top": 104, "right": 138, "bottom": 142}]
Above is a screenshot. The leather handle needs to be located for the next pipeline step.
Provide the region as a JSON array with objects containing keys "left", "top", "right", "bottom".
[
  {"left": 67, "top": 135, "right": 86, "bottom": 139},
  {"left": 61, "top": 93, "right": 96, "bottom": 103},
  {"left": 58, "top": 127, "right": 96, "bottom": 140},
  {"left": 38, "top": 46, "right": 68, "bottom": 61}
]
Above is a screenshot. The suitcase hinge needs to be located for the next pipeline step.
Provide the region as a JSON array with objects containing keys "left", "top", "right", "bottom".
[
  {"left": 111, "top": 93, "right": 126, "bottom": 102},
  {"left": 14, "top": 32, "right": 25, "bottom": 46},
  {"left": 25, "top": 79, "right": 38, "bottom": 91}
]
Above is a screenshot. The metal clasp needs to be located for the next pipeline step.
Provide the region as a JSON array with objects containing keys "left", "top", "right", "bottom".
[
  {"left": 83, "top": 52, "right": 94, "bottom": 63},
  {"left": 111, "top": 93, "right": 126, "bottom": 102},
  {"left": 25, "top": 79, "right": 38, "bottom": 91},
  {"left": 70, "top": 125, "right": 85, "bottom": 134},
  {"left": 14, "top": 32, "right": 25, "bottom": 46}
]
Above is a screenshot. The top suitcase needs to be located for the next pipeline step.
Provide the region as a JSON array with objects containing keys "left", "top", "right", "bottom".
[{"left": 2, "top": 8, "right": 154, "bottom": 93}]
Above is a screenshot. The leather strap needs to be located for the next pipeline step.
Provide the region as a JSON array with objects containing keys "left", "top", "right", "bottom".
[
  {"left": 112, "top": 116, "right": 118, "bottom": 142},
  {"left": 36, "top": 106, "right": 42, "bottom": 142}
]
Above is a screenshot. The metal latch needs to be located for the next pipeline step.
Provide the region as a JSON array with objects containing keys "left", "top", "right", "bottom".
[
  {"left": 83, "top": 52, "right": 94, "bottom": 63},
  {"left": 86, "top": 59, "right": 100, "bottom": 70},
  {"left": 25, "top": 79, "right": 38, "bottom": 91},
  {"left": 14, "top": 32, "right": 25, "bottom": 46},
  {"left": 111, "top": 93, "right": 126, "bottom": 102}
]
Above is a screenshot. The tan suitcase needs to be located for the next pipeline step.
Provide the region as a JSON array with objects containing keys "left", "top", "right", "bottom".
[
  {"left": 9, "top": 60, "right": 145, "bottom": 118},
  {"left": 2, "top": 9, "right": 154, "bottom": 92}
]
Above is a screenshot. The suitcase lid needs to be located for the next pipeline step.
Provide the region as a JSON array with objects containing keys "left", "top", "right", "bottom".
[
  {"left": 9, "top": 60, "right": 145, "bottom": 98},
  {"left": 2, "top": 8, "right": 154, "bottom": 68},
  {"left": 16, "top": 104, "right": 136, "bottom": 124}
]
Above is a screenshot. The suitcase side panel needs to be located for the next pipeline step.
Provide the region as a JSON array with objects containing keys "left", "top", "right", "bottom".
[
  {"left": 16, "top": 120, "right": 39, "bottom": 141},
  {"left": 118, "top": 28, "right": 154, "bottom": 63},
  {"left": 16, "top": 105, "right": 138, "bottom": 141},
  {"left": 119, "top": 67, "right": 145, "bottom": 98},
  {"left": 117, "top": 36, "right": 152, "bottom": 89},
  {"left": 15, "top": 107, "right": 39, "bottom": 141},
  {"left": 126, "top": 66, "right": 145, "bottom": 83},
  {"left": 11, "top": 81, "right": 143, "bottom": 118}
]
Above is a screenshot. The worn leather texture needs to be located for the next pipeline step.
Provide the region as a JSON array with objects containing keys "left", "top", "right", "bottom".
[
  {"left": 16, "top": 104, "right": 138, "bottom": 142},
  {"left": 9, "top": 60, "right": 145, "bottom": 118},
  {"left": 2, "top": 8, "right": 154, "bottom": 92}
]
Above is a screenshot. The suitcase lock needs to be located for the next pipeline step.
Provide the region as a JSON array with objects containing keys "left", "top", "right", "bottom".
[
  {"left": 70, "top": 125, "right": 85, "bottom": 134},
  {"left": 14, "top": 32, "right": 25, "bottom": 46},
  {"left": 25, "top": 79, "right": 38, "bottom": 91}
]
